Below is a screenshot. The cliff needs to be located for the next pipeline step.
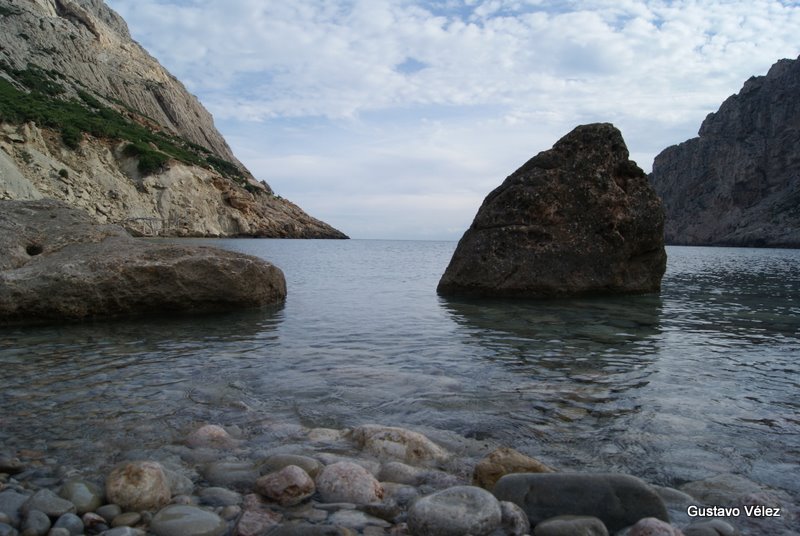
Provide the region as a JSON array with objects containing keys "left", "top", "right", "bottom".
[
  {"left": 0, "top": 0, "right": 347, "bottom": 238},
  {"left": 650, "top": 56, "right": 800, "bottom": 247}
]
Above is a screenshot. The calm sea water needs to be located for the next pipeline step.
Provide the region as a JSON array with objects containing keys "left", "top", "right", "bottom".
[{"left": 1, "top": 241, "right": 798, "bottom": 505}]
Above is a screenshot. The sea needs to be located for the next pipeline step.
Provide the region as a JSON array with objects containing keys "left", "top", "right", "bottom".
[{"left": 1, "top": 240, "right": 798, "bottom": 524}]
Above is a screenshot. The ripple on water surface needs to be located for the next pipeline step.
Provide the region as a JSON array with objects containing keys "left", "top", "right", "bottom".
[{"left": 1, "top": 242, "right": 798, "bottom": 506}]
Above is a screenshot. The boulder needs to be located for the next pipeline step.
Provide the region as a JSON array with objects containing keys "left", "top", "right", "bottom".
[
  {"left": 438, "top": 123, "right": 666, "bottom": 297},
  {"left": 493, "top": 472, "right": 668, "bottom": 532},
  {"left": 105, "top": 461, "right": 171, "bottom": 512},
  {"left": 473, "top": 447, "right": 555, "bottom": 490},
  {"left": 0, "top": 199, "right": 286, "bottom": 325}
]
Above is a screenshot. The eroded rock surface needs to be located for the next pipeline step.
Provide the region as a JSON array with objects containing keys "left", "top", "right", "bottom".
[
  {"left": 0, "top": 199, "right": 286, "bottom": 325},
  {"left": 650, "top": 56, "right": 800, "bottom": 247},
  {"left": 438, "top": 123, "right": 666, "bottom": 298}
]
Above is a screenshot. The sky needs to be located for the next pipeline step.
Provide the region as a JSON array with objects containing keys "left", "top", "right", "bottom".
[{"left": 105, "top": 0, "right": 800, "bottom": 240}]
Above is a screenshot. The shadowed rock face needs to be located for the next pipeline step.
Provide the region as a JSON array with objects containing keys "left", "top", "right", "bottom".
[
  {"left": 437, "top": 123, "right": 666, "bottom": 298},
  {"left": 0, "top": 199, "right": 286, "bottom": 325},
  {"left": 650, "top": 56, "right": 800, "bottom": 247}
]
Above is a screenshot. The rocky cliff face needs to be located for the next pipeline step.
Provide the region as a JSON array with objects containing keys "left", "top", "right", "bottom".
[
  {"left": 650, "top": 56, "right": 800, "bottom": 247},
  {"left": 438, "top": 123, "right": 666, "bottom": 298},
  {"left": 0, "top": 0, "right": 347, "bottom": 238}
]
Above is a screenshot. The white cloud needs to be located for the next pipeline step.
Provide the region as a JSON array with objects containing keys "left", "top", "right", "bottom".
[{"left": 106, "top": 0, "right": 800, "bottom": 239}]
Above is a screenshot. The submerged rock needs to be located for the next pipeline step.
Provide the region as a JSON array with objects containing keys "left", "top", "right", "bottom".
[
  {"left": 105, "top": 461, "right": 171, "bottom": 512},
  {"left": 315, "top": 462, "right": 384, "bottom": 504},
  {"left": 348, "top": 425, "right": 450, "bottom": 465},
  {"left": 493, "top": 472, "right": 669, "bottom": 532},
  {"left": 0, "top": 199, "right": 286, "bottom": 325},
  {"left": 438, "top": 123, "right": 666, "bottom": 298},
  {"left": 473, "top": 447, "right": 554, "bottom": 490}
]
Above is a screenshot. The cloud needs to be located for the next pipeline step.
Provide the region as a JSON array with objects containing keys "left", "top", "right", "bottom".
[{"left": 106, "top": 0, "right": 800, "bottom": 239}]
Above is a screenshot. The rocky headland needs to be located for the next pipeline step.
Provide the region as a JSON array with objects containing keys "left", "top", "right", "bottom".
[
  {"left": 1, "top": 421, "right": 792, "bottom": 536},
  {"left": 0, "top": 199, "right": 286, "bottom": 325},
  {"left": 0, "top": 0, "right": 346, "bottom": 238},
  {"left": 650, "top": 55, "right": 800, "bottom": 247},
  {"left": 438, "top": 123, "right": 666, "bottom": 298}
]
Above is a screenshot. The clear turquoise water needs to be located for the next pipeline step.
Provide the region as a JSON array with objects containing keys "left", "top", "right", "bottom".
[{"left": 1, "top": 241, "right": 798, "bottom": 502}]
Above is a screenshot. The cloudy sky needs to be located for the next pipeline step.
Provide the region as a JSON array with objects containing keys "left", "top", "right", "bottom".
[{"left": 105, "top": 0, "right": 800, "bottom": 240}]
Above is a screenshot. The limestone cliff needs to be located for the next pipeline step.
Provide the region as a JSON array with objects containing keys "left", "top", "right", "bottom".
[
  {"left": 650, "top": 56, "right": 800, "bottom": 247},
  {"left": 0, "top": 0, "right": 347, "bottom": 238}
]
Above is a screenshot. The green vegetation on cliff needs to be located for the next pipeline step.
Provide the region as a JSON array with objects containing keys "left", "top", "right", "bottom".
[{"left": 0, "top": 62, "right": 243, "bottom": 180}]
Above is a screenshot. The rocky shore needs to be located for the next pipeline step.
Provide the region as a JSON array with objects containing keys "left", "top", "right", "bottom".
[{"left": 1, "top": 423, "right": 793, "bottom": 536}]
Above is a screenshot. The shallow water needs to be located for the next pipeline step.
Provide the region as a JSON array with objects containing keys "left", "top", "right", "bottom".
[{"left": 1, "top": 242, "right": 798, "bottom": 504}]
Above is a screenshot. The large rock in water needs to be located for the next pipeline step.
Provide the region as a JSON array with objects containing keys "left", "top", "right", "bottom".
[
  {"left": 438, "top": 123, "right": 666, "bottom": 297},
  {"left": 0, "top": 199, "right": 286, "bottom": 325},
  {"left": 650, "top": 55, "right": 800, "bottom": 247}
]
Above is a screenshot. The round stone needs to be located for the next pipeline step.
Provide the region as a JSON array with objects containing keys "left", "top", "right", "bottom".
[
  {"left": 407, "top": 485, "right": 502, "bottom": 536},
  {"left": 255, "top": 465, "right": 315, "bottom": 506},
  {"left": 198, "top": 488, "right": 242, "bottom": 508},
  {"left": 315, "top": 462, "right": 384, "bottom": 504},
  {"left": 186, "top": 425, "right": 237, "bottom": 450},
  {"left": 21, "top": 490, "right": 76, "bottom": 518},
  {"left": 22, "top": 509, "right": 51, "bottom": 535},
  {"left": 533, "top": 515, "right": 609, "bottom": 536},
  {"left": 58, "top": 480, "right": 103, "bottom": 515},
  {"left": 629, "top": 517, "right": 682, "bottom": 536},
  {"left": 52, "top": 513, "right": 84, "bottom": 535},
  {"left": 258, "top": 454, "right": 324, "bottom": 478},
  {"left": 106, "top": 461, "right": 171, "bottom": 512},
  {"left": 111, "top": 512, "right": 142, "bottom": 528},
  {"left": 150, "top": 505, "right": 226, "bottom": 536},
  {"left": 96, "top": 504, "right": 122, "bottom": 523}
]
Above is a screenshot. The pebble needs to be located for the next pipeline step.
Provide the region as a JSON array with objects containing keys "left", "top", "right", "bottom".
[
  {"left": 163, "top": 469, "right": 194, "bottom": 497},
  {"left": 81, "top": 512, "right": 106, "bottom": 532},
  {"left": 95, "top": 505, "right": 122, "bottom": 524},
  {"left": 21, "top": 510, "right": 50, "bottom": 536},
  {"left": 149, "top": 505, "right": 226, "bottom": 536},
  {"left": 683, "top": 519, "right": 738, "bottom": 536},
  {"left": 51, "top": 513, "right": 83, "bottom": 535},
  {"left": 185, "top": 425, "right": 238, "bottom": 450},
  {"left": 349, "top": 425, "right": 450, "bottom": 465},
  {"left": 105, "top": 462, "right": 171, "bottom": 512},
  {"left": 110, "top": 512, "right": 141, "bottom": 528},
  {"left": 316, "top": 462, "right": 384, "bottom": 504},
  {"left": 46, "top": 528, "right": 70, "bottom": 536},
  {"left": 378, "top": 462, "right": 421, "bottom": 486},
  {"left": 234, "top": 509, "right": 282, "bottom": 536},
  {"left": 472, "top": 447, "right": 554, "bottom": 490},
  {"left": 628, "top": 517, "right": 683, "bottom": 536},
  {"left": 255, "top": 465, "right": 315, "bottom": 506},
  {"left": 21, "top": 490, "right": 75, "bottom": 518},
  {"left": 198, "top": 487, "right": 242, "bottom": 507},
  {"left": 58, "top": 480, "right": 102, "bottom": 515},
  {"left": 258, "top": 454, "right": 324, "bottom": 479},
  {"left": 200, "top": 462, "right": 258, "bottom": 492},
  {"left": 499, "top": 500, "right": 530, "bottom": 536},
  {"left": 329, "top": 509, "right": 391, "bottom": 530},
  {"left": 98, "top": 528, "right": 145, "bottom": 536},
  {"left": 0, "top": 523, "right": 17, "bottom": 536},
  {"left": 407, "top": 485, "right": 502, "bottom": 536},
  {"left": 533, "top": 515, "right": 609, "bottom": 536}
]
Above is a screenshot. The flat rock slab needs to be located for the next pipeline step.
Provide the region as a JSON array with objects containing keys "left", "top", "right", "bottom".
[
  {"left": 0, "top": 199, "right": 286, "bottom": 325},
  {"left": 150, "top": 505, "right": 226, "bottom": 536},
  {"left": 438, "top": 123, "right": 666, "bottom": 298},
  {"left": 493, "top": 472, "right": 668, "bottom": 532}
]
